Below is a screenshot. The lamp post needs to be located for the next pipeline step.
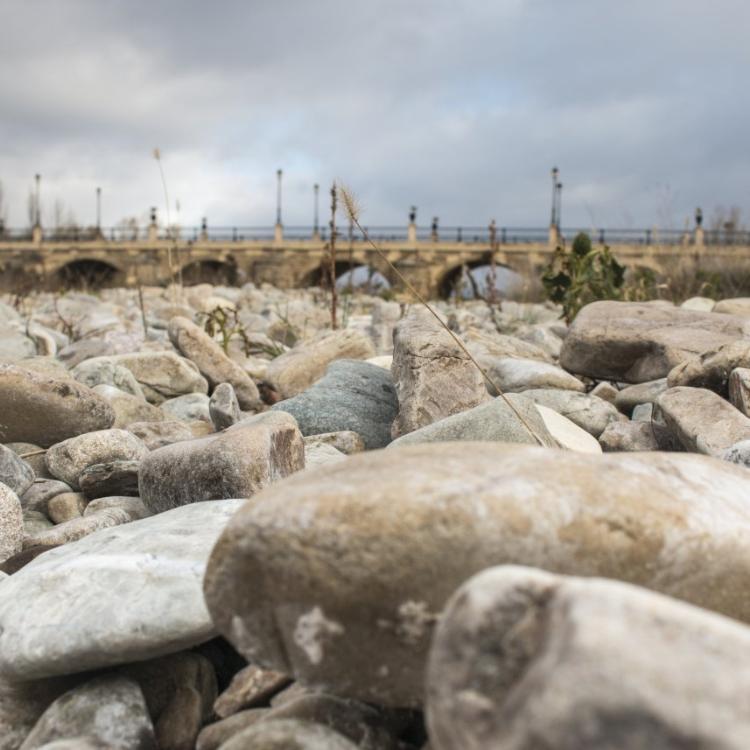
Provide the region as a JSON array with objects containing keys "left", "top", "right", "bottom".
[
  {"left": 276, "top": 169, "right": 283, "bottom": 226},
  {"left": 550, "top": 166, "right": 558, "bottom": 228},
  {"left": 34, "top": 173, "right": 41, "bottom": 227},
  {"left": 556, "top": 181, "right": 563, "bottom": 232},
  {"left": 313, "top": 183, "right": 320, "bottom": 238},
  {"left": 96, "top": 186, "right": 101, "bottom": 233}
]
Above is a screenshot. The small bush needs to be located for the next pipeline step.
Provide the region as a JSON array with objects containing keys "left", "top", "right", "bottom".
[{"left": 542, "top": 232, "right": 625, "bottom": 323}]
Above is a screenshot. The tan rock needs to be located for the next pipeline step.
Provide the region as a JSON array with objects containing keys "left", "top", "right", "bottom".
[
  {"left": 390, "top": 308, "right": 489, "bottom": 438},
  {"left": 214, "top": 665, "right": 291, "bottom": 719},
  {"left": 729, "top": 367, "right": 750, "bottom": 416},
  {"left": 266, "top": 329, "right": 375, "bottom": 399},
  {"left": 561, "top": 301, "right": 750, "bottom": 383},
  {"left": 93, "top": 384, "right": 165, "bottom": 428},
  {"left": 203, "top": 443, "right": 750, "bottom": 707},
  {"left": 667, "top": 340, "right": 750, "bottom": 396}
]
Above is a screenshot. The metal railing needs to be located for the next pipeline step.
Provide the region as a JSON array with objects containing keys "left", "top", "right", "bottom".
[{"left": 0, "top": 225, "right": 748, "bottom": 246}]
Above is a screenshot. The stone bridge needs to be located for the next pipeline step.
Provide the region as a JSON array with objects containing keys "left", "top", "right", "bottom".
[{"left": 0, "top": 225, "right": 745, "bottom": 298}]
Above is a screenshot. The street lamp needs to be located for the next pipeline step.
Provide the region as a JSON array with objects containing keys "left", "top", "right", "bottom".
[
  {"left": 550, "top": 167, "right": 558, "bottom": 228},
  {"left": 276, "top": 169, "right": 283, "bottom": 226},
  {"left": 96, "top": 187, "right": 101, "bottom": 231},
  {"left": 695, "top": 207, "right": 703, "bottom": 227},
  {"left": 34, "top": 173, "right": 41, "bottom": 227},
  {"left": 313, "top": 183, "right": 320, "bottom": 236},
  {"left": 556, "top": 182, "right": 563, "bottom": 231}
]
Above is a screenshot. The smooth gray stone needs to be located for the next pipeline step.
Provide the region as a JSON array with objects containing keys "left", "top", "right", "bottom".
[
  {"left": 614, "top": 378, "right": 668, "bottom": 416},
  {"left": 598, "top": 421, "right": 660, "bottom": 452},
  {"left": 0, "top": 445, "right": 35, "bottom": 496},
  {"left": 20, "top": 675, "right": 156, "bottom": 750},
  {"left": 0, "top": 499, "right": 243, "bottom": 680},
  {"left": 20, "top": 480, "right": 72, "bottom": 513},
  {"left": 72, "top": 359, "right": 145, "bottom": 398},
  {"left": 389, "top": 395, "right": 556, "bottom": 449},
  {"left": 272, "top": 360, "right": 398, "bottom": 449},
  {"left": 161, "top": 393, "right": 211, "bottom": 423},
  {"left": 219, "top": 719, "right": 358, "bottom": 750},
  {"left": 0, "top": 483, "right": 23, "bottom": 564}
]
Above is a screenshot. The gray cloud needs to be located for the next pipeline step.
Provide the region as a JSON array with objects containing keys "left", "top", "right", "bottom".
[{"left": 0, "top": 0, "right": 747, "bottom": 231}]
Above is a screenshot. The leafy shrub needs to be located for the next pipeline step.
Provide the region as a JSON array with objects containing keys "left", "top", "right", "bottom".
[{"left": 542, "top": 232, "right": 626, "bottom": 323}]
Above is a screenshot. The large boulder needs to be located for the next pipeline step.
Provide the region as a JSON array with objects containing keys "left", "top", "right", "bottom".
[
  {"left": 0, "top": 499, "right": 243, "bottom": 680},
  {"left": 272, "top": 360, "right": 398, "bottom": 450},
  {"left": 0, "top": 366, "right": 115, "bottom": 447},
  {"left": 390, "top": 308, "right": 489, "bottom": 438},
  {"left": 168, "top": 316, "right": 261, "bottom": 410},
  {"left": 560, "top": 301, "right": 750, "bottom": 383},
  {"left": 203, "top": 443, "right": 750, "bottom": 707},
  {"left": 426, "top": 566, "right": 750, "bottom": 750},
  {"left": 266, "top": 330, "right": 375, "bottom": 399},
  {"left": 139, "top": 412, "right": 304, "bottom": 514}
]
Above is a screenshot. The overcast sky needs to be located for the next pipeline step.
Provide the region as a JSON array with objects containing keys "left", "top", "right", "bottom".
[{"left": 0, "top": 0, "right": 747, "bottom": 231}]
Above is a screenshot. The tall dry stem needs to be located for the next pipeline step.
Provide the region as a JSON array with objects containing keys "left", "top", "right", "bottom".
[{"left": 328, "top": 183, "right": 338, "bottom": 329}]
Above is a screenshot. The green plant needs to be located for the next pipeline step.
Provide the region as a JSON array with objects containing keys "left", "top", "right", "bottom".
[{"left": 542, "top": 232, "right": 625, "bottom": 323}]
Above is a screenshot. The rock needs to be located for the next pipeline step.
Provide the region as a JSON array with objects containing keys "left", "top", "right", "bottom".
[
  {"left": 389, "top": 395, "right": 556, "bottom": 449},
  {"left": 729, "top": 367, "right": 750, "bottom": 416},
  {"left": 0, "top": 483, "right": 23, "bottom": 564},
  {"left": 161, "top": 393, "right": 212, "bottom": 423},
  {"left": 214, "top": 666, "right": 292, "bottom": 719},
  {"left": 680, "top": 295, "right": 716, "bottom": 311},
  {"left": 196, "top": 710, "right": 266, "bottom": 750},
  {"left": 614, "top": 378, "right": 668, "bottom": 415},
  {"left": 6, "top": 442, "right": 50, "bottom": 478},
  {"left": 599, "top": 421, "right": 660, "bottom": 452},
  {"left": 272, "top": 361, "right": 398, "bottom": 450},
  {"left": 588, "top": 380, "right": 618, "bottom": 402},
  {"left": 463, "top": 328, "right": 553, "bottom": 363},
  {"left": 217, "top": 719, "right": 359, "bottom": 750},
  {"left": 95, "top": 352, "right": 208, "bottom": 404},
  {"left": 45, "top": 430, "right": 148, "bottom": 489},
  {"left": 154, "top": 685, "right": 202, "bottom": 750},
  {"left": 560, "top": 301, "right": 750, "bottom": 383},
  {"left": 72, "top": 359, "right": 145, "bottom": 398},
  {"left": 56, "top": 338, "right": 113, "bottom": 369},
  {"left": 0, "top": 499, "right": 243, "bottom": 679},
  {"left": 19, "top": 675, "right": 156, "bottom": 750},
  {"left": 368, "top": 299, "right": 402, "bottom": 354},
  {"left": 365, "top": 355, "right": 392, "bottom": 370},
  {"left": 0, "top": 545, "right": 58, "bottom": 576},
  {"left": 0, "top": 329, "right": 36, "bottom": 364},
  {"left": 632, "top": 402, "right": 653, "bottom": 422},
  {"left": 667, "top": 340, "right": 750, "bottom": 396},
  {"left": 24, "top": 496, "right": 150, "bottom": 548},
  {"left": 119, "top": 651, "right": 217, "bottom": 727},
  {"left": 168, "top": 317, "right": 261, "bottom": 410},
  {"left": 92, "top": 384, "right": 165, "bottom": 428},
  {"left": 426, "top": 565, "right": 750, "bottom": 750},
  {"left": 126, "top": 420, "right": 194, "bottom": 450},
  {"left": 260, "top": 693, "right": 401, "bottom": 749},
  {"left": 0, "top": 366, "right": 115, "bottom": 447},
  {"left": 303, "top": 431, "right": 364, "bottom": 455},
  {"left": 713, "top": 297, "right": 750, "bottom": 316},
  {"left": 534, "top": 405, "right": 602, "bottom": 453},
  {"left": 390, "top": 308, "right": 489, "bottom": 438},
  {"left": 0, "top": 444, "right": 35, "bottom": 495},
  {"left": 209, "top": 383, "right": 241, "bottom": 430},
  {"left": 79, "top": 460, "right": 141, "bottom": 499},
  {"left": 47, "top": 493, "right": 87, "bottom": 524},
  {"left": 203, "top": 443, "right": 750, "bottom": 707},
  {"left": 23, "top": 509, "right": 54, "bottom": 537},
  {"left": 521, "top": 388, "right": 625, "bottom": 437},
  {"left": 656, "top": 386, "right": 750, "bottom": 456},
  {"left": 139, "top": 412, "right": 303, "bottom": 513},
  {"left": 480, "top": 357, "right": 585, "bottom": 395},
  {"left": 0, "top": 675, "right": 86, "bottom": 750},
  {"left": 266, "top": 329, "right": 375, "bottom": 399},
  {"left": 722, "top": 440, "right": 750, "bottom": 468},
  {"left": 20, "top": 479, "right": 71, "bottom": 512},
  {"left": 304, "top": 443, "right": 348, "bottom": 467}
]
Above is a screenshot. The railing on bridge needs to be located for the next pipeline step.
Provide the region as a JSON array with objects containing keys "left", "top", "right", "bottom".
[{"left": 0, "top": 225, "right": 748, "bottom": 246}]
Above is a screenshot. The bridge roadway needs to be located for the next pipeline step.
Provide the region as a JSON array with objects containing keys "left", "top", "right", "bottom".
[{"left": 0, "top": 229, "right": 745, "bottom": 297}]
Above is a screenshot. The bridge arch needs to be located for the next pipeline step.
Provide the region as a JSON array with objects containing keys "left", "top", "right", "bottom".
[
  {"left": 300, "top": 259, "right": 392, "bottom": 290},
  {"left": 437, "top": 257, "right": 521, "bottom": 300},
  {"left": 54, "top": 258, "right": 123, "bottom": 289},
  {"left": 181, "top": 258, "right": 239, "bottom": 286}
]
